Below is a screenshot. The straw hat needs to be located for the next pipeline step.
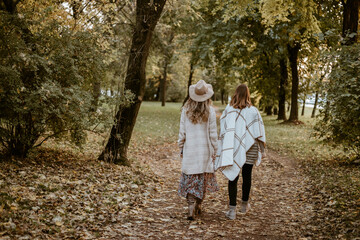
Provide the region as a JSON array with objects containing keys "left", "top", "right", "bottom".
[{"left": 189, "top": 80, "right": 214, "bottom": 102}]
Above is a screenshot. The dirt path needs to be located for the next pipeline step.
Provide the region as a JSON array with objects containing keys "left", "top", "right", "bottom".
[{"left": 114, "top": 142, "right": 312, "bottom": 239}]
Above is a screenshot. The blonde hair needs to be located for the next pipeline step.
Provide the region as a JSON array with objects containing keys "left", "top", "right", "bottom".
[
  {"left": 184, "top": 98, "right": 212, "bottom": 124},
  {"left": 230, "top": 84, "right": 252, "bottom": 109}
]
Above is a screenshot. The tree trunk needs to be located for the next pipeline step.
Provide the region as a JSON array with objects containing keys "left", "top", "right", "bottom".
[
  {"left": 277, "top": 57, "right": 288, "bottom": 120},
  {"left": 182, "top": 62, "right": 194, "bottom": 106},
  {"left": 160, "top": 59, "right": 169, "bottom": 107},
  {"left": 324, "top": 97, "right": 331, "bottom": 122},
  {"left": 155, "top": 84, "right": 160, "bottom": 101},
  {"left": 273, "top": 107, "right": 278, "bottom": 115},
  {"left": 98, "top": 0, "right": 166, "bottom": 165},
  {"left": 288, "top": 43, "right": 301, "bottom": 122},
  {"left": 221, "top": 88, "right": 225, "bottom": 105},
  {"left": 342, "top": 0, "right": 359, "bottom": 44},
  {"left": 110, "top": 79, "right": 115, "bottom": 96},
  {"left": 160, "top": 32, "right": 174, "bottom": 107},
  {"left": 91, "top": 81, "right": 101, "bottom": 111},
  {"left": 301, "top": 97, "right": 306, "bottom": 116},
  {"left": 1, "top": 0, "right": 18, "bottom": 14},
  {"left": 265, "top": 106, "right": 273, "bottom": 115},
  {"left": 311, "top": 91, "right": 319, "bottom": 118}
]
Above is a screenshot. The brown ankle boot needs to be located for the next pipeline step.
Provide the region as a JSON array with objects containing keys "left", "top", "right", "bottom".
[
  {"left": 195, "top": 203, "right": 201, "bottom": 215},
  {"left": 195, "top": 198, "right": 203, "bottom": 215},
  {"left": 188, "top": 202, "right": 195, "bottom": 220},
  {"left": 187, "top": 194, "right": 196, "bottom": 220}
]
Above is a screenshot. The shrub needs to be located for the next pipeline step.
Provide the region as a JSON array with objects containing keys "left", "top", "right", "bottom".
[
  {"left": 166, "top": 80, "right": 186, "bottom": 102},
  {"left": 0, "top": 7, "right": 106, "bottom": 158},
  {"left": 314, "top": 44, "right": 360, "bottom": 158}
]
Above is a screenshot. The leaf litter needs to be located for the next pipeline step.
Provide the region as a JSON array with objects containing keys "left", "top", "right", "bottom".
[{"left": 0, "top": 139, "right": 358, "bottom": 239}]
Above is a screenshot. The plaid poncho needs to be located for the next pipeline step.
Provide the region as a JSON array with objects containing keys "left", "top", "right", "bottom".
[{"left": 215, "top": 105, "right": 266, "bottom": 181}]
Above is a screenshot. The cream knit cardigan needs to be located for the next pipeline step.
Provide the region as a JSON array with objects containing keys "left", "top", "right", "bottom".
[{"left": 178, "top": 106, "right": 218, "bottom": 175}]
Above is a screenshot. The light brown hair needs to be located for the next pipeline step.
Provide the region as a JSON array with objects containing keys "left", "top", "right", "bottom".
[
  {"left": 184, "top": 98, "right": 212, "bottom": 124},
  {"left": 230, "top": 84, "right": 252, "bottom": 109}
]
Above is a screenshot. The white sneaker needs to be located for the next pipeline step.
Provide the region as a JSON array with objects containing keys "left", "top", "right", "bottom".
[
  {"left": 225, "top": 205, "right": 236, "bottom": 220},
  {"left": 241, "top": 201, "right": 251, "bottom": 213}
]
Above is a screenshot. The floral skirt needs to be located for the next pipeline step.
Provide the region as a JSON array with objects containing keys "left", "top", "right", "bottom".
[{"left": 178, "top": 172, "right": 219, "bottom": 199}]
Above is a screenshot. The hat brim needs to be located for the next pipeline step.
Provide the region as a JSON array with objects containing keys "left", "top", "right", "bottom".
[{"left": 189, "top": 84, "right": 214, "bottom": 102}]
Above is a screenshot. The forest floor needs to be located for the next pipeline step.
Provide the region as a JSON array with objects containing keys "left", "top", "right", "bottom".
[
  {"left": 119, "top": 142, "right": 311, "bottom": 240},
  {"left": 0, "top": 142, "right": 311, "bottom": 240}
]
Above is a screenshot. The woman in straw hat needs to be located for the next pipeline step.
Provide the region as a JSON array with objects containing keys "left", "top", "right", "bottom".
[{"left": 178, "top": 80, "right": 219, "bottom": 220}]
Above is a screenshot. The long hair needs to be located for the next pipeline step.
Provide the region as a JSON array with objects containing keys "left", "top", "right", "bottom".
[
  {"left": 230, "top": 84, "right": 252, "bottom": 109},
  {"left": 184, "top": 98, "right": 212, "bottom": 124}
]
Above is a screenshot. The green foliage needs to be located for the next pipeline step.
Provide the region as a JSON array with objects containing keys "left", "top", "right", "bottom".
[
  {"left": 166, "top": 80, "right": 186, "bottom": 102},
  {"left": 260, "top": 0, "right": 321, "bottom": 36},
  {"left": 143, "top": 76, "right": 160, "bottom": 101},
  {"left": 190, "top": 2, "right": 285, "bottom": 107},
  {"left": 0, "top": 3, "right": 110, "bottom": 157},
  {"left": 315, "top": 44, "right": 360, "bottom": 157}
]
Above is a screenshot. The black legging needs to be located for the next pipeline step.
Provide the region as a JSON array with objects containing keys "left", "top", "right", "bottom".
[{"left": 228, "top": 164, "right": 253, "bottom": 206}]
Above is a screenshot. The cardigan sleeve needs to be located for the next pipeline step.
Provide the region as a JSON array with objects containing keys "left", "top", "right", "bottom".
[
  {"left": 178, "top": 109, "right": 186, "bottom": 149},
  {"left": 209, "top": 107, "right": 218, "bottom": 154}
]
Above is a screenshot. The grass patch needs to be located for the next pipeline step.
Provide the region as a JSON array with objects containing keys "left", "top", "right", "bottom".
[
  {"left": 263, "top": 114, "right": 346, "bottom": 162},
  {"left": 132, "top": 102, "right": 182, "bottom": 145}
]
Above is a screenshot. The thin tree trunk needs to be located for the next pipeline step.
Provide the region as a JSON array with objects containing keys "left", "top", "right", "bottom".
[
  {"left": 302, "top": 78, "right": 311, "bottom": 117},
  {"left": 265, "top": 106, "right": 273, "bottom": 115},
  {"left": 324, "top": 98, "right": 331, "bottom": 122},
  {"left": 1, "top": 0, "right": 19, "bottom": 14},
  {"left": 99, "top": 0, "right": 166, "bottom": 165},
  {"left": 160, "top": 59, "right": 169, "bottom": 107},
  {"left": 221, "top": 88, "right": 225, "bottom": 105},
  {"left": 182, "top": 62, "right": 194, "bottom": 106},
  {"left": 160, "top": 32, "right": 174, "bottom": 107},
  {"left": 278, "top": 57, "right": 288, "bottom": 120},
  {"left": 342, "top": 0, "right": 359, "bottom": 44},
  {"left": 288, "top": 43, "right": 301, "bottom": 122},
  {"left": 311, "top": 91, "right": 319, "bottom": 118},
  {"left": 92, "top": 81, "right": 101, "bottom": 111},
  {"left": 273, "top": 107, "right": 278, "bottom": 115},
  {"left": 301, "top": 97, "right": 306, "bottom": 116},
  {"left": 156, "top": 83, "right": 160, "bottom": 101},
  {"left": 110, "top": 79, "right": 115, "bottom": 96}
]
